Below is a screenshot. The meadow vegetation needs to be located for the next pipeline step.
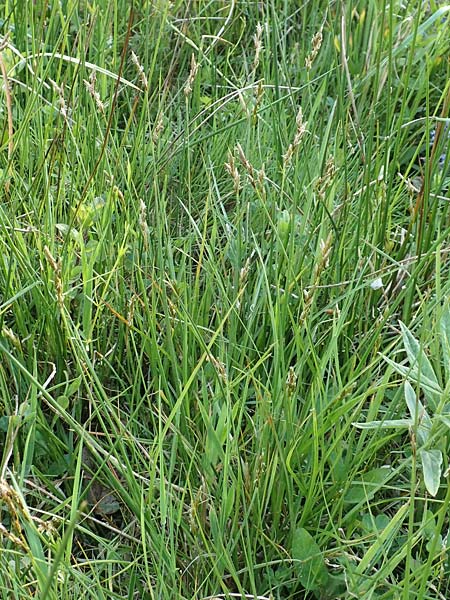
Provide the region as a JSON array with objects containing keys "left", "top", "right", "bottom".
[{"left": 0, "top": 1, "right": 450, "bottom": 598}]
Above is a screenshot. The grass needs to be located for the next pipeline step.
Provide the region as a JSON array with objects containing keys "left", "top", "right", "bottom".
[{"left": 0, "top": 0, "right": 450, "bottom": 598}]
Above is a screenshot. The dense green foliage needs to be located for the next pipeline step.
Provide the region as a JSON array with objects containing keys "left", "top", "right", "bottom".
[{"left": 0, "top": 1, "right": 450, "bottom": 598}]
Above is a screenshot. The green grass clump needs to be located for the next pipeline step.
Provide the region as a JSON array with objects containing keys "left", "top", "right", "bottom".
[{"left": 1, "top": 1, "right": 450, "bottom": 598}]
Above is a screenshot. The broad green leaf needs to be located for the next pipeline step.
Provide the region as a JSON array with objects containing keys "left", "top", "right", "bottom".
[
  {"left": 400, "top": 322, "right": 439, "bottom": 382},
  {"left": 361, "top": 513, "right": 390, "bottom": 533},
  {"left": 399, "top": 322, "right": 441, "bottom": 410},
  {"left": 383, "top": 356, "right": 441, "bottom": 410},
  {"left": 344, "top": 467, "right": 393, "bottom": 505},
  {"left": 422, "top": 510, "right": 437, "bottom": 539},
  {"left": 55, "top": 223, "right": 82, "bottom": 244},
  {"left": 419, "top": 449, "right": 442, "bottom": 497},
  {"left": 56, "top": 395, "right": 70, "bottom": 410},
  {"left": 404, "top": 381, "right": 431, "bottom": 446},
  {"left": 66, "top": 375, "right": 82, "bottom": 397},
  {"left": 375, "top": 514, "right": 391, "bottom": 531},
  {"left": 292, "top": 527, "right": 329, "bottom": 591}
]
